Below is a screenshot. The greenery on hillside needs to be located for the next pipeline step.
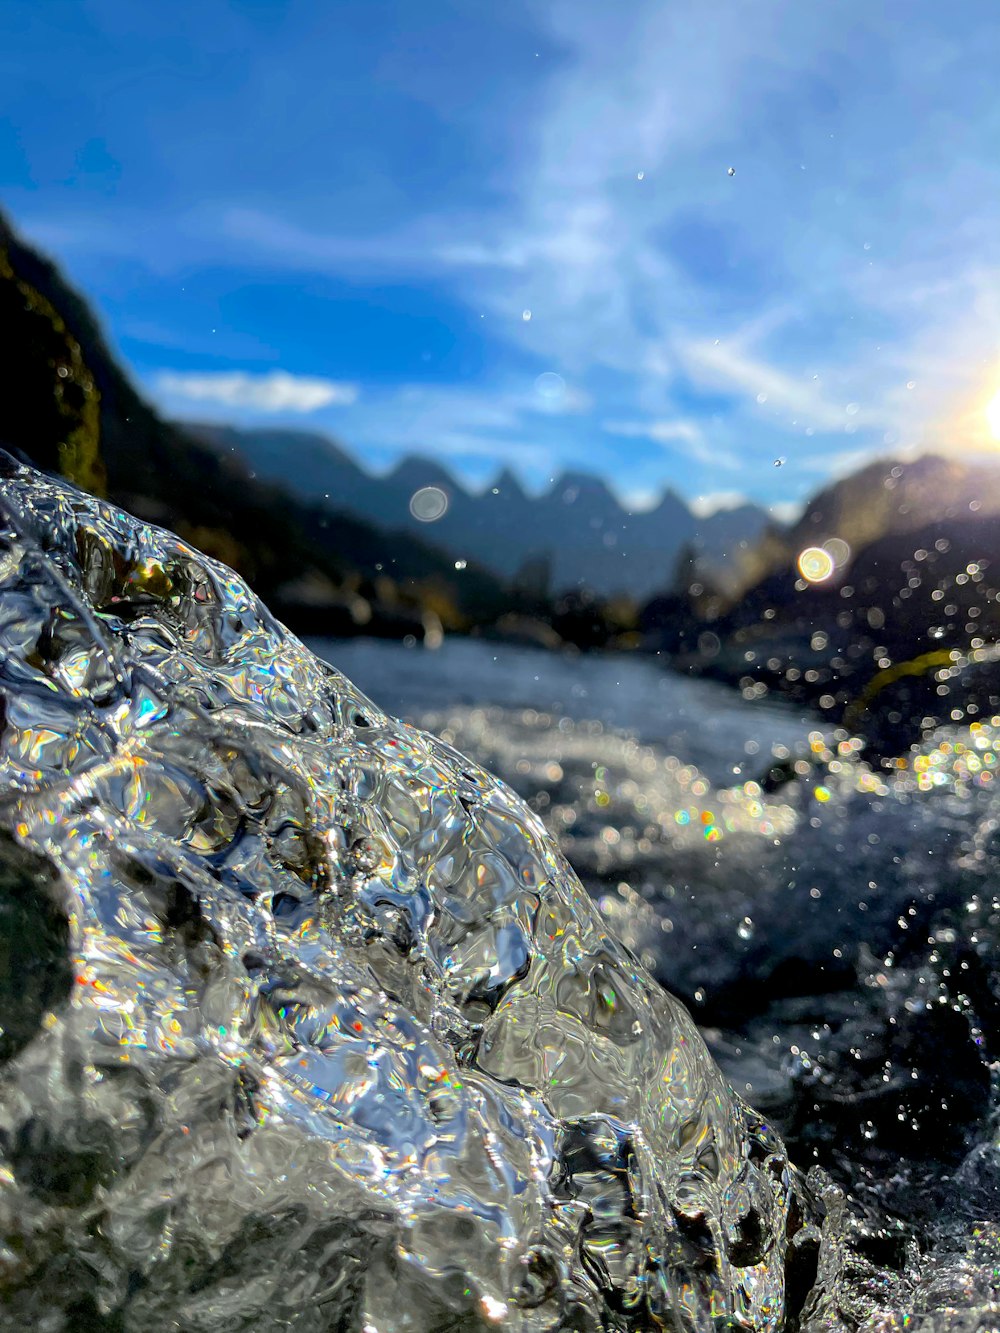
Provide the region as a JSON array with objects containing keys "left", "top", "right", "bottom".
[{"left": 10, "top": 201, "right": 997, "bottom": 751}]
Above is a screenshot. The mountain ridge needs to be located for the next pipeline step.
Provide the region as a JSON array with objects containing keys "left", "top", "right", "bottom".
[{"left": 188, "top": 421, "right": 774, "bottom": 599}]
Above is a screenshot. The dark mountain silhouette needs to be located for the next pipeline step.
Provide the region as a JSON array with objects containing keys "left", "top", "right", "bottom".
[
  {"left": 728, "top": 452, "right": 1000, "bottom": 603},
  {"left": 789, "top": 452, "right": 1000, "bottom": 551},
  {"left": 188, "top": 424, "right": 771, "bottom": 598}
]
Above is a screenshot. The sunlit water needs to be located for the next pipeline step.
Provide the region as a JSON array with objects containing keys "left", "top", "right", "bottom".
[{"left": 312, "top": 636, "right": 1000, "bottom": 1330}]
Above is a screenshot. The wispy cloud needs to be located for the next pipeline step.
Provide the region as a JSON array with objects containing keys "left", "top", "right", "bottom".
[
  {"left": 142, "top": 8, "right": 1000, "bottom": 492},
  {"left": 603, "top": 418, "right": 740, "bottom": 469},
  {"left": 341, "top": 383, "right": 562, "bottom": 484},
  {"left": 768, "top": 500, "right": 804, "bottom": 525},
  {"left": 676, "top": 336, "right": 874, "bottom": 434},
  {"left": 156, "top": 370, "right": 358, "bottom": 413},
  {"left": 525, "top": 374, "right": 592, "bottom": 416},
  {"left": 797, "top": 447, "right": 884, "bottom": 476},
  {"left": 604, "top": 418, "right": 702, "bottom": 445}
]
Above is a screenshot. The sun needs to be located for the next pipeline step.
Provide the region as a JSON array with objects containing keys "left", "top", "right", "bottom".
[{"left": 987, "top": 388, "right": 1000, "bottom": 441}]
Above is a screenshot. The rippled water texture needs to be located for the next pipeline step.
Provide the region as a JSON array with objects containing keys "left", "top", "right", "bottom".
[{"left": 0, "top": 461, "right": 859, "bottom": 1330}]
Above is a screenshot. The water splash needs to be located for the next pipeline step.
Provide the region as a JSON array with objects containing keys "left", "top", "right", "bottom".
[{"left": 0, "top": 460, "right": 839, "bottom": 1329}]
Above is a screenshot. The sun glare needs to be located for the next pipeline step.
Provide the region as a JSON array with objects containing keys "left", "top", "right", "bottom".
[{"left": 987, "top": 389, "right": 1000, "bottom": 441}]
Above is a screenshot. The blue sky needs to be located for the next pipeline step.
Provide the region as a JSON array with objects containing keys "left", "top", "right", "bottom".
[{"left": 4, "top": 0, "right": 1000, "bottom": 517}]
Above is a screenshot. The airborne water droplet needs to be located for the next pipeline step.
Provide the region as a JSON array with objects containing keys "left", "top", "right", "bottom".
[{"left": 409, "top": 486, "right": 449, "bottom": 522}]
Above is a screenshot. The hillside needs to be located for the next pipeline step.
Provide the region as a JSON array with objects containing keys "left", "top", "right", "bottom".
[
  {"left": 0, "top": 210, "right": 517, "bottom": 636},
  {"left": 689, "top": 453, "right": 1000, "bottom": 753}
]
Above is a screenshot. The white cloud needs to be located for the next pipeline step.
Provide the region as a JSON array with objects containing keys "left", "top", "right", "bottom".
[
  {"left": 345, "top": 383, "right": 560, "bottom": 481},
  {"left": 689, "top": 490, "right": 750, "bottom": 518},
  {"left": 768, "top": 500, "right": 804, "bottom": 525},
  {"left": 619, "top": 486, "right": 661, "bottom": 512},
  {"left": 194, "top": 7, "right": 1000, "bottom": 487},
  {"left": 797, "top": 447, "right": 882, "bottom": 476},
  {"left": 156, "top": 369, "right": 358, "bottom": 413},
  {"left": 526, "top": 374, "right": 593, "bottom": 416},
  {"left": 605, "top": 418, "right": 701, "bottom": 445},
  {"left": 40, "top": 1, "right": 1000, "bottom": 503}
]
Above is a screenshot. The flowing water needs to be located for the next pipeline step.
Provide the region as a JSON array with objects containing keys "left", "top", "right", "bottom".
[{"left": 312, "top": 637, "right": 1000, "bottom": 1330}]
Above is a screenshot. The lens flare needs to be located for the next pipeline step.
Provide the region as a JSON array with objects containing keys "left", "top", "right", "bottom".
[
  {"left": 824, "top": 537, "right": 851, "bottom": 569},
  {"left": 797, "top": 546, "right": 835, "bottom": 583}
]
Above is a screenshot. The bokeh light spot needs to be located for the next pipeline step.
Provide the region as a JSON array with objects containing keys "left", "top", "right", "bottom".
[
  {"left": 797, "top": 546, "right": 835, "bottom": 583},
  {"left": 409, "top": 486, "right": 449, "bottom": 522}
]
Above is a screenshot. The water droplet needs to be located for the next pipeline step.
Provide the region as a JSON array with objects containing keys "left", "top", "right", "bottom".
[
  {"left": 522, "top": 309, "right": 532, "bottom": 322},
  {"left": 454, "top": 559, "right": 467, "bottom": 571},
  {"left": 824, "top": 537, "right": 851, "bottom": 569},
  {"left": 797, "top": 547, "right": 835, "bottom": 584},
  {"left": 534, "top": 371, "right": 565, "bottom": 401},
  {"left": 773, "top": 457, "right": 785, "bottom": 467},
  {"left": 637, "top": 170, "right": 645, "bottom": 181},
  {"left": 756, "top": 392, "right": 768, "bottom": 405},
  {"left": 727, "top": 166, "right": 735, "bottom": 176},
  {"left": 409, "top": 486, "right": 449, "bottom": 523}
]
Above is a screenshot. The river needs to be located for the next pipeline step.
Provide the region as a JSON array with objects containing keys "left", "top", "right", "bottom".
[
  {"left": 306, "top": 636, "right": 819, "bottom": 787},
  {"left": 309, "top": 634, "right": 1000, "bottom": 1323}
]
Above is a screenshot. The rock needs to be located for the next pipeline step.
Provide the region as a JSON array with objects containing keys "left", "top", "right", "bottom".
[{"left": 0, "top": 459, "right": 834, "bottom": 1330}]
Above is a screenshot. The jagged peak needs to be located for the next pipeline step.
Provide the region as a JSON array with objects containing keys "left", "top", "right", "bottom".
[
  {"left": 388, "top": 453, "right": 464, "bottom": 492},
  {"left": 490, "top": 465, "right": 529, "bottom": 500},
  {"left": 546, "top": 470, "right": 619, "bottom": 504},
  {"left": 648, "top": 487, "right": 692, "bottom": 517}
]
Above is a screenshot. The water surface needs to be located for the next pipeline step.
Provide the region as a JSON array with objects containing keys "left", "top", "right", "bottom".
[{"left": 308, "top": 635, "right": 818, "bottom": 787}]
